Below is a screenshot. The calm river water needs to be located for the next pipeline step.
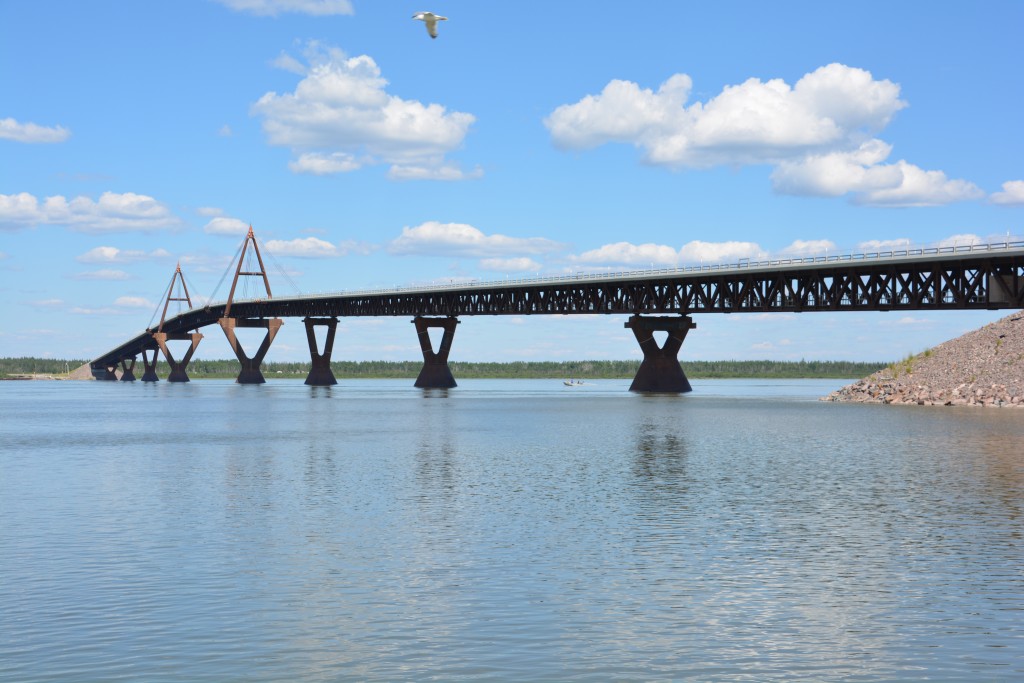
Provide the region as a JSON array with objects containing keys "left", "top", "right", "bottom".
[{"left": 2, "top": 378, "right": 1023, "bottom": 682}]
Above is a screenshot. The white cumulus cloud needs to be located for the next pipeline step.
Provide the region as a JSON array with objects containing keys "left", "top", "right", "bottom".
[
  {"left": 389, "top": 222, "right": 564, "bottom": 258},
  {"left": 213, "top": 0, "right": 353, "bottom": 16},
  {"left": 572, "top": 240, "right": 766, "bottom": 268},
  {"left": 574, "top": 242, "right": 681, "bottom": 267},
  {"left": 857, "top": 238, "right": 912, "bottom": 251},
  {"left": 252, "top": 43, "right": 477, "bottom": 179},
  {"left": 74, "top": 269, "right": 133, "bottom": 281},
  {"left": 0, "top": 117, "right": 71, "bottom": 143},
  {"left": 70, "top": 307, "right": 121, "bottom": 315},
  {"left": 778, "top": 239, "right": 838, "bottom": 256},
  {"left": 774, "top": 148, "right": 982, "bottom": 206},
  {"left": 0, "top": 192, "right": 179, "bottom": 232},
  {"left": 288, "top": 152, "right": 362, "bottom": 175},
  {"left": 76, "top": 246, "right": 171, "bottom": 263},
  {"left": 853, "top": 161, "right": 984, "bottom": 206},
  {"left": 265, "top": 237, "right": 343, "bottom": 258},
  {"left": 114, "top": 296, "right": 156, "bottom": 309},
  {"left": 679, "top": 240, "right": 767, "bottom": 264},
  {"left": 991, "top": 180, "right": 1024, "bottom": 206},
  {"left": 387, "top": 164, "right": 484, "bottom": 181},
  {"left": 203, "top": 216, "right": 250, "bottom": 236},
  {"left": 479, "top": 257, "right": 542, "bottom": 272},
  {"left": 770, "top": 140, "right": 902, "bottom": 196},
  {"left": 546, "top": 64, "right": 904, "bottom": 167},
  {"left": 547, "top": 64, "right": 982, "bottom": 207},
  {"left": 936, "top": 233, "right": 983, "bottom": 248},
  {"left": 566, "top": 238, "right": 867, "bottom": 268}
]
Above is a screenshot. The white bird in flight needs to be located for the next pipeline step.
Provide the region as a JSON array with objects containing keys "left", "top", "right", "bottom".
[{"left": 412, "top": 11, "right": 447, "bottom": 39}]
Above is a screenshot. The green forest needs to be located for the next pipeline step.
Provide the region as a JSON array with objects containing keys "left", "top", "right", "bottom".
[{"left": 2, "top": 357, "right": 886, "bottom": 380}]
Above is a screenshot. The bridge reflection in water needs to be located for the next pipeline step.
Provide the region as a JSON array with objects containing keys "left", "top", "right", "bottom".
[{"left": 90, "top": 232, "right": 1024, "bottom": 393}]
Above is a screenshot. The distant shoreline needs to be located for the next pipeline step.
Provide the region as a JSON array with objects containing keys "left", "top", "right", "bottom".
[{"left": 3, "top": 358, "right": 887, "bottom": 382}]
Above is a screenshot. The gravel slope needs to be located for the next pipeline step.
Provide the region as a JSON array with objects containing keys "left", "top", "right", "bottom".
[{"left": 823, "top": 311, "right": 1024, "bottom": 407}]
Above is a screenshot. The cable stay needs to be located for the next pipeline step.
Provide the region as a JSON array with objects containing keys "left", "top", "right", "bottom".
[
  {"left": 147, "top": 270, "right": 177, "bottom": 331},
  {"left": 259, "top": 238, "right": 302, "bottom": 297},
  {"left": 209, "top": 238, "right": 247, "bottom": 305}
]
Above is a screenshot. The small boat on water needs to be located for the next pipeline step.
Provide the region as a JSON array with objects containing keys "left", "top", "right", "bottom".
[{"left": 563, "top": 379, "right": 585, "bottom": 386}]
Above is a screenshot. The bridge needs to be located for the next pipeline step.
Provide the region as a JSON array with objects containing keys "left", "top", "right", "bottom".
[{"left": 90, "top": 228, "right": 1024, "bottom": 392}]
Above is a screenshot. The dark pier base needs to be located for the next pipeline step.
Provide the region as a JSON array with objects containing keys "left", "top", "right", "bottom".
[
  {"left": 304, "top": 317, "right": 338, "bottom": 386},
  {"left": 140, "top": 348, "right": 160, "bottom": 382},
  {"left": 625, "top": 315, "right": 696, "bottom": 393},
  {"left": 154, "top": 331, "right": 203, "bottom": 383},
  {"left": 413, "top": 316, "right": 458, "bottom": 388},
  {"left": 119, "top": 357, "right": 137, "bottom": 382},
  {"left": 92, "top": 364, "right": 119, "bottom": 381},
  {"left": 219, "top": 317, "right": 283, "bottom": 385}
]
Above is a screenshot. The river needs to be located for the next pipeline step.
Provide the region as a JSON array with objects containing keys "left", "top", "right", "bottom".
[{"left": 2, "top": 379, "right": 1022, "bottom": 681}]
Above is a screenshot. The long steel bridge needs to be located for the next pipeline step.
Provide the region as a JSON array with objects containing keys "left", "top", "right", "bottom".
[{"left": 90, "top": 230, "right": 1024, "bottom": 392}]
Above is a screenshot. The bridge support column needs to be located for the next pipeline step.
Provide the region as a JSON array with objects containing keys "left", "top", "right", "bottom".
[
  {"left": 219, "top": 317, "right": 283, "bottom": 384},
  {"left": 119, "top": 357, "right": 137, "bottom": 382},
  {"left": 92, "top": 363, "right": 119, "bottom": 381},
  {"left": 625, "top": 315, "right": 696, "bottom": 393},
  {"left": 413, "top": 316, "right": 459, "bottom": 388},
  {"left": 154, "top": 331, "right": 203, "bottom": 383},
  {"left": 304, "top": 317, "right": 338, "bottom": 386},
  {"left": 140, "top": 347, "right": 160, "bottom": 382}
]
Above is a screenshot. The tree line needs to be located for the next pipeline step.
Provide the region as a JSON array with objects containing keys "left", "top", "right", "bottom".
[{"left": 2, "top": 357, "right": 886, "bottom": 380}]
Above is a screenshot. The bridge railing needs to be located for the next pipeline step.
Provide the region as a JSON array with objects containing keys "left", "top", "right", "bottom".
[
  {"left": 188, "top": 238, "right": 1024, "bottom": 310},
  {"left": 95, "top": 237, "right": 1024, "bottom": 364},
  {"left": 225, "top": 238, "right": 1024, "bottom": 302}
]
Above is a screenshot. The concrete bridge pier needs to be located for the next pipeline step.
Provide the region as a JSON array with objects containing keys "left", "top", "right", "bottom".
[
  {"left": 625, "top": 315, "right": 697, "bottom": 393},
  {"left": 413, "top": 316, "right": 459, "bottom": 388},
  {"left": 219, "top": 317, "right": 283, "bottom": 384},
  {"left": 303, "top": 317, "right": 338, "bottom": 386},
  {"left": 119, "top": 357, "right": 137, "bottom": 382},
  {"left": 140, "top": 347, "right": 160, "bottom": 382},
  {"left": 92, "top": 363, "right": 119, "bottom": 380},
  {"left": 154, "top": 331, "right": 203, "bottom": 382}
]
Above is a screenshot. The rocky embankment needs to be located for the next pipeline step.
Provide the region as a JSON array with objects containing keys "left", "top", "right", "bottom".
[
  {"left": 823, "top": 311, "right": 1024, "bottom": 407},
  {"left": 67, "top": 363, "right": 96, "bottom": 380}
]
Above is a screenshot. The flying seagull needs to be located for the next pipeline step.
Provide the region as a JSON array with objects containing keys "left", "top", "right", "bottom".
[{"left": 412, "top": 11, "right": 447, "bottom": 39}]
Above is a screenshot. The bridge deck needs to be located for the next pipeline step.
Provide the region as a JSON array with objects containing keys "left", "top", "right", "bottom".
[{"left": 91, "top": 241, "right": 1024, "bottom": 369}]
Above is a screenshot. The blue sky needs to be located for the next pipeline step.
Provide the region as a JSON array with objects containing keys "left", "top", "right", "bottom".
[{"left": 2, "top": 0, "right": 1022, "bottom": 364}]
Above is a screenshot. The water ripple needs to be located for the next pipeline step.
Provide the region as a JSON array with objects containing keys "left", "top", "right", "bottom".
[{"left": 2, "top": 380, "right": 1022, "bottom": 681}]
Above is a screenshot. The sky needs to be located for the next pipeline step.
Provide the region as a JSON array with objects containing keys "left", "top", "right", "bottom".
[{"left": 2, "top": 0, "right": 1023, "bottom": 365}]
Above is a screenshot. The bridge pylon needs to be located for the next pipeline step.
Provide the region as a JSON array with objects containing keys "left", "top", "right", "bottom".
[
  {"left": 219, "top": 226, "right": 282, "bottom": 384},
  {"left": 413, "top": 316, "right": 459, "bottom": 388},
  {"left": 625, "top": 315, "right": 696, "bottom": 393},
  {"left": 150, "top": 263, "right": 202, "bottom": 382}
]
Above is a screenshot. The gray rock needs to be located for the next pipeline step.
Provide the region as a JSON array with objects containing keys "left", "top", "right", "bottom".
[{"left": 823, "top": 311, "right": 1024, "bottom": 408}]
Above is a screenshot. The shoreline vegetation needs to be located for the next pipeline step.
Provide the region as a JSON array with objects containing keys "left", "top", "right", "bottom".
[{"left": 2, "top": 358, "right": 885, "bottom": 381}]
